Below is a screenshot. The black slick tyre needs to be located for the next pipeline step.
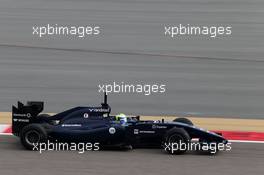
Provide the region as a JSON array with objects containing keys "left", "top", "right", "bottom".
[
  {"left": 163, "top": 127, "right": 190, "bottom": 154},
  {"left": 20, "top": 124, "right": 47, "bottom": 150},
  {"left": 173, "top": 117, "right": 193, "bottom": 126}
]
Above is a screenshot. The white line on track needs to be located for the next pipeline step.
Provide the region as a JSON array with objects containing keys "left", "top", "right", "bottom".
[
  {"left": 229, "top": 140, "right": 264, "bottom": 144},
  {"left": 0, "top": 133, "right": 12, "bottom": 136}
]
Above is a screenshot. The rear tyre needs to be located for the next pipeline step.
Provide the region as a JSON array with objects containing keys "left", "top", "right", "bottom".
[
  {"left": 20, "top": 124, "right": 47, "bottom": 150},
  {"left": 163, "top": 127, "right": 190, "bottom": 154},
  {"left": 173, "top": 117, "right": 193, "bottom": 126}
]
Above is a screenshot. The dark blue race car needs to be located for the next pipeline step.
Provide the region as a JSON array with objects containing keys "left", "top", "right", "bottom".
[{"left": 12, "top": 93, "right": 228, "bottom": 154}]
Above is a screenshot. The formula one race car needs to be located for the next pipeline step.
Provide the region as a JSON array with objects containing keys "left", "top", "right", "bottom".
[{"left": 12, "top": 93, "right": 228, "bottom": 154}]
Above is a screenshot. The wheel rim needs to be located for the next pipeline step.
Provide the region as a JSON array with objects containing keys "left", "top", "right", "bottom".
[
  {"left": 167, "top": 134, "right": 187, "bottom": 153},
  {"left": 25, "top": 130, "right": 41, "bottom": 145},
  {"left": 169, "top": 134, "right": 184, "bottom": 143}
]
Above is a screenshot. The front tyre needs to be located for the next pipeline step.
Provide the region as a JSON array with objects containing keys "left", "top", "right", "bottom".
[
  {"left": 163, "top": 127, "right": 190, "bottom": 154},
  {"left": 38, "top": 114, "right": 50, "bottom": 118},
  {"left": 20, "top": 124, "right": 47, "bottom": 150},
  {"left": 173, "top": 117, "right": 193, "bottom": 125}
]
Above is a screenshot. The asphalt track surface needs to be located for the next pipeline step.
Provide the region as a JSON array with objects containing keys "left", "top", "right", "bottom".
[
  {"left": 0, "top": 135, "right": 263, "bottom": 175},
  {"left": 0, "top": 0, "right": 264, "bottom": 118}
]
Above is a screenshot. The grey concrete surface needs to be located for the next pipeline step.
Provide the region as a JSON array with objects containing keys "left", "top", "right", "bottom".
[
  {"left": 0, "top": 135, "right": 263, "bottom": 175},
  {"left": 0, "top": 0, "right": 264, "bottom": 118}
]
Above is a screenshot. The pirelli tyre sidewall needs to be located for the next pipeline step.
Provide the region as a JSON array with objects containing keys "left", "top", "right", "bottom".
[
  {"left": 163, "top": 127, "right": 190, "bottom": 155},
  {"left": 20, "top": 124, "right": 48, "bottom": 150}
]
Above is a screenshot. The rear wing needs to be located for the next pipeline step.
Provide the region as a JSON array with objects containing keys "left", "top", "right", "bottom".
[{"left": 12, "top": 101, "right": 44, "bottom": 136}]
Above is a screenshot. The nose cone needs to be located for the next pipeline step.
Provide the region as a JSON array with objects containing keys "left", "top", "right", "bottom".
[{"left": 214, "top": 133, "right": 228, "bottom": 144}]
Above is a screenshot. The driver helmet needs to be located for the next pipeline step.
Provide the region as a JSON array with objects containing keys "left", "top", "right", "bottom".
[{"left": 115, "top": 113, "right": 128, "bottom": 125}]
